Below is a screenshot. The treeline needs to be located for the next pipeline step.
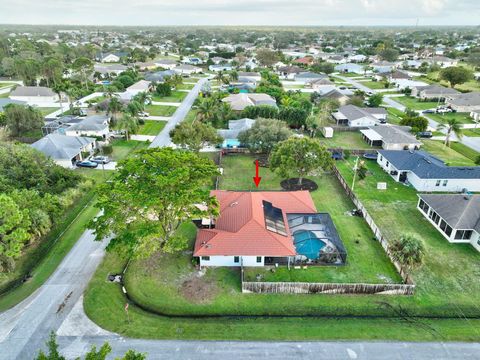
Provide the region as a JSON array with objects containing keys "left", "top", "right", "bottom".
[{"left": 0, "top": 143, "right": 89, "bottom": 272}]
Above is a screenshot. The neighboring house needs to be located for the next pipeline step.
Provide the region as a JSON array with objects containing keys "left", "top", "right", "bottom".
[
  {"left": 209, "top": 64, "right": 233, "bottom": 72},
  {"left": 293, "top": 56, "right": 314, "bottom": 66},
  {"left": 94, "top": 64, "right": 128, "bottom": 76},
  {"left": 9, "top": 86, "right": 60, "bottom": 105},
  {"left": 309, "top": 78, "right": 336, "bottom": 94},
  {"left": 411, "top": 85, "right": 460, "bottom": 100},
  {"left": 144, "top": 70, "right": 175, "bottom": 82},
  {"left": 125, "top": 80, "right": 152, "bottom": 96},
  {"left": 0, "top": 98, "right": 26, "bottom": 112},
  {"left": 222, "top": 93, "right": 277, "bottom": 111},
  {"left": 405, "top": 59, "right": 424, "bottom": 69},
  {"left": 135, "top": 61, "right": 157, "bottom": 71},
  {"left": 387, "top": 70, "right": 411, "bottom": 82},
  {"left": 417, "top": 194, "right": 480, "bottom": 252},
  {"left": 333, "top": 105, "right": 387, "bottom": 127},
  {"left": 100, "top": 53, "right": 120, "bottom": 63},
  {"left": 31, "top": 133, "right": 96, "bottom": 168},
  {"left": 182, "top": 57, "right": 203, "bottom": 65},
  {"left": 326, "top": 54, "right": 347, "bottom": 64},
  {"left": 211, "top": 56, "right": 228, "bottom": 64},
  {"left": 371, "top": 61, "right": 396, "bottom": 73},
  {"left": 64, "top": 115, "right": 110, "bottom": 138},
  {"left": 174, "top": 64, "right": 202, "bottom": 75},
  {"left": 394, "top": 79, "right": 428, "bottom": 91},
  {"left": 334, "top": 63, "right": 364, "bottom": 74},
  {"left": 294, "top": 72, "right": 327, "bottom": 84},
  {"left": 154, "top": 59, "right": 178, "bottom": 70},
  {"left": 193, "top": 190, "right": 345, "bottom": 267},
  {"left": 445, "top": 92, "right": 480, "bottom": 112},
  {"left": 360, "top": 125, "right": 421, "bottom": 150},
  {"left": 426, "top": 56, "right": 458, "bottom": 68},
  {"left": 470, "top": 110, "right": 480, "bottom": 121},
  {"left": 349, "top": 54, "right": 367, "bottom": 63},
  {"left": 320, "top": 89, "right": 350, "bottom": 106},
  {"left": 377, "top": 150, "right": 480, "bottom": 192},
  {"left": 237, "top": 72, "right": 261, "bottom": 82},
  {"left": 217, "top": 118, "right": 255, "bottom": 141},
  {"left": 277, "top": 65, "right": 303, "bottom": 80}
]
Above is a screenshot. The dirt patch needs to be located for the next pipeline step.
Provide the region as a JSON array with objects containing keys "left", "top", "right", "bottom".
[
  {"left": 180, "top": 274, "right": 218, "bottom": 304},
  {"left": 280, "top": 178, "right": 318, "bottom": 191},
  {"left": 253, "top": 155, "right": 269, "bottom": 167}
]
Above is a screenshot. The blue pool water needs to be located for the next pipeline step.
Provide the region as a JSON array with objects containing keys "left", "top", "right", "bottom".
[
  {"left": 222, "top": 139, "right": 241, "bottom": 148},
  {"left": 293, "top": 230, "right": 326, "bottom": 260}
]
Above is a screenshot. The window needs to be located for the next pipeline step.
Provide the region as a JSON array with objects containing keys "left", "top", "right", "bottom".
[
  {"left": 418, "top": 199, "right": 429, "bottom": 214},
  {"left": 385, "top": 161, "right": 389, "bottom": 167},
  {"left": 439, "top": 220, "right": 452, "bottom": 236},
  {"left": 443, "top": 180, "right": 448, "bottom": 187},
  {"left": 379, "top": 155, "right": 383, "bottom": 161},
  {"left": 201, "top": 256, "right": 210, "bottom": 261},
  {"left": 455, "top": 230, "right": 473, "bottom": 240},
  {"left": 256, "top": 256, "right": 262, "bottom": 263},
  {"left": 435, "top": 180, "right": 441, "bottom": 187},
  {"left": 429, "top": 210, "right": 440, "bottom": 224},
  {"left": 234, "top": 256, "right": 240, "bottom": 263}
]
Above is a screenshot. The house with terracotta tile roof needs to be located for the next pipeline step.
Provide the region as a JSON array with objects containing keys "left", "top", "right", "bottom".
[{"left": 194, "top": 190, "right": 346, "bottom": 267}]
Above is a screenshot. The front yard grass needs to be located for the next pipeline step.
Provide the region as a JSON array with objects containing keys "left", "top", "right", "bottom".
[
  {"left": 145, "top": 104, "right": 177, "bottom": 117},
  {"left": 420, "top": 140, "right": 476, "bottom": 166},
  {"left": 38, "top": 107, "right": 60, "bottom": 116},
  {"left": 385, "top": 107, "right": 405, "bottom": 125},
  {"left": 138, "top": 120, "right": 166, "bottom": 136},
  {"left": 362, "top": 81, "right": 394, "bottom": 90},
  {"left": 450, "top": 141, "right": 480, "bottom": 162},
  {"left": 152, "top": 91, "right": 188, "bottom": 103},
  {"left": 394, "top": 96, "right": 439, "bottom": 110},
  {"left": 110, "top": 139, "right": 149, "bottom": 161},
  {"left": 427, "top": 112, "right": 474, "bottom": 125}
]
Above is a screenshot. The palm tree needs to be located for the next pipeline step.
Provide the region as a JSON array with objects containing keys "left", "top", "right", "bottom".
[
  {"left": 214, "top": 71, "right": 229, "bottom": 85},
  {"left": 229, "top": 70, "right": 239, "bottom": 82},
  {"left": 389, "top": 234, "right": 424, "bottom": 269},
  {"left": 133, "top": 91, "right": 151, "bottom": 111},
  {"left": 116, "top": 113, "right": 139, "bottom": 141},
  {"left": 195, "top": 97, "right": 217, "bottom": 124},
  {"left": 438, "top": 118, "right": 463, "bottom": 147},
  {"left": 52, "top": 81, "right": 67, "bottom": 114},
  {"left": 107, "top": 97, "right": 124, "bottom": 124}
]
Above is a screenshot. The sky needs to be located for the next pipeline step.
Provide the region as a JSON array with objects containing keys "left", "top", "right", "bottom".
[{"left": 0, "top": 0, "right": 479, "bottom": 26}]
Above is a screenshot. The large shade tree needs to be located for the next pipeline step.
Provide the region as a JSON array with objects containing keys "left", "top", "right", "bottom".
[
  {"left": 170, "top": 121, "right": 221, "bottom": 152},
  {"left": 3, "top": 104, "right": 43, "bottom": 137},
  {"left": 439, "top": 66, "right": 473, "bottom": 88},
  {"left": 269, "top": 137, "right": 333, "bottom": 186},
  {"left": 89, "top": 148, "right": 219, "bottom": 258},
  {"left": 238, "top": 118, "right": 292, "bottom": 154}
]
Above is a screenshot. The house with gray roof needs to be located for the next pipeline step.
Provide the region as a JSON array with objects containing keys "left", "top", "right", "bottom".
[
  {"left": 334, "top": 63, "right": 364, "bottom": 74},
  {"left": 9, "top": 86, "right": 60, "bottom": 105},
  {"left": 320, "top": 89, "right": 350, "bottom": 105},
  {"left": 294, "top": 72, "right": 327, "bottom": 84},
  {"left": 411, "top": 85, "right": 459, "bottom": 100},
  {"left": 31, "top": 133, "right": 96, "bottom": 168},
  {"left": 64, "top": 115, "right": 110, "bottom": 138},
  {"left": 0, "top": 98, "right": 26, "bottom": 112},
  {"left": 377, "top": 150, "right": 480, "bottom": 192},
  {"left": 333, "top": 105, "right": 387, "bottom": 127},
  {"left": 222, "top": 93, "right": 277, "bottom": 111},
  {"left": 144, "top": 70, "right": 175, "bottom": 83},
  {"left": 361, "top": 125, "right": 421, "bottom": 150},
  {"left": 445, "top": 92, "right": 480, "bottom": 112},
  {"left": 217, "top": 118, "right": 255, "bottom": 140},
  {"left": 417, "top": 194, "right": 480, "bottom": 252}
]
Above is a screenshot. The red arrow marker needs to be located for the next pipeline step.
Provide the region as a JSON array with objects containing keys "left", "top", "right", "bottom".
[{"left": 253, "top": 159, "right": 262, "bottom": 187}]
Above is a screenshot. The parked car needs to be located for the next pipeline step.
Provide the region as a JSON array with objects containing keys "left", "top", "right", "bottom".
[
  {"left": 417, "top": 131, "right": 433, "bottom": 138},
  {"left": 422, "top": 109, "right": 435, "bottom": 114},
  {"left": 90, "top": 156, "right": 110, "bottom": 164},
  {"left": 76, "top": 160, "right": 98, "bottom": 168},
  {"left": 138, "top": 111, "right": 149, "bottom": 117}
]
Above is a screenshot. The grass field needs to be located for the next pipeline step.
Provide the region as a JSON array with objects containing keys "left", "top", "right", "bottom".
[
  {"left": 394, "top": 96, "right": 439, "bottom": 110},
  {"left": 421, "top": 140, "right": 476, "bottom": 166},
  {"left": 110, "top": 139, "right": 149, "bottom": 161},
  {"left": 427, "top": 112, "right": 474, "bottom": 125},
  {"left": 385, "top": 107, "right": 405, "bottom": 125},
  {"left": 38, "top": 107, "right": 60, "bottom": 116},
  {"left": 450, "top": 142, "right": 480, "bottom": 162},
  {"left": 362, "top": 81, "right": 394, "bottom": 90},
  {"left": 318, "top": 130, "right": 377, "bottom": 150},
  {"left": 145, "top": 105, "right": 177, "bottom": 117},
  {"left": 138, "top": 120, "right": 166, "bottom": 135},
  {"left": 152, "top": 91, "right": 188, "bottom": 103},
  {"left": 176, "top": 83, "right": 195, "bottom": 90}
]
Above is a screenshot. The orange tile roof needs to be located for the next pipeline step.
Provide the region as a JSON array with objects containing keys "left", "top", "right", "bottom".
[{"left": 194, "top": 190, "right": 317, "bottom": 257}]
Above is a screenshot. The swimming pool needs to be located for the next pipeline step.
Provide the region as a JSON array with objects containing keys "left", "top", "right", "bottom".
[
  {"left": 293, "top": 230, "right": 326, "bottom": 260},
  {"left": 222, "top": 139, "right": 241, "bottom": 148}
]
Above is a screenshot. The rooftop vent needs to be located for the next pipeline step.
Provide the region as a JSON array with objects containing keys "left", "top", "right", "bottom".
[{"left": 229, "top": 201, "right": 238, "bottom": 207}]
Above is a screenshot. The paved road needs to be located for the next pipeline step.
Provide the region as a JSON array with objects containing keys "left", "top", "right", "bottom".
[{"left": 149, "top": 78, "right": 208, "bottom": 148}]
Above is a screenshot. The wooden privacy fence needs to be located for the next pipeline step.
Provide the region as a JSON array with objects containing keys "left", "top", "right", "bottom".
[
  {"left": 242, "top": 281, "right": 415, "bottom": 295},
  {"left": 332, "top": 166, "right": 414, "bottom": 285}
]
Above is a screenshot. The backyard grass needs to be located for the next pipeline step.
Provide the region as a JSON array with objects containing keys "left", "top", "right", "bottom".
[
  {"left": 0, "top": 92, "right": 10, "bottom": 98},
  {"left": 427, "top": 112, "right": 474, "bottom": 125},
  {"left": 152, "top": 90, "right": 188, "bottom": 103},
  {"left": 318, "top": 130, "right": 377, "bottom": 150},
  {"left": 145, "top": 104, "right": 177, "bottom": 117},
  {"left": 394, "top": 96, "right": 439, "bottom": 110},
  {"left": 138, "top": 120, "right": 166, "bottom": 136},
  {"left": 176, "top": 83, "right": 195, "bottom": 90},
  {"left": 385, "top": 107, "right": 405, "bottom": 125},
  {"left": 84, "top": 252, "right": 480, "bottom": 341},
  {"left": 420, "top": 140, "right": 476, "bottom": 166}
]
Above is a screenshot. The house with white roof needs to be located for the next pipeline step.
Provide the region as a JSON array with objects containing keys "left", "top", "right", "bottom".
[{"left": 125, "top": 80, "right": 152, "bottom": 96}]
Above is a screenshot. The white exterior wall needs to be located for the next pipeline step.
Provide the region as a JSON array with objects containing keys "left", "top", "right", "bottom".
[
  {"left": 65, "top": 128, "right": 109, "bottom": 138},
  {"left": 10, "top": 95, "right": 58, "bottom": 105},
  {"left": 199, "top": 256, "right": 264, "bottom": 267},
  {"left": 102, "top": 54, "right": 120, "bottom": 63},
  {"left": 377, "top": 154, "right": 401, "bottom": 181},
  {"left": 349, "top": 116, "right": 377, "bottom": 127},
  {"left": 408, "top": 173, "right": 480, "bottom": 192},
  {"left": 383, "top": 142, "right": 419, "bottom": 151},
  {"left": 55, "top": 159, "right": 76, "bottom": 169}
]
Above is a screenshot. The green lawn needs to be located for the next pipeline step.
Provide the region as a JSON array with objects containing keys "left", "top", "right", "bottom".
[
  {"left": 38, "top": 107, "right": 60, "bottom": 116},
  {"left": 145, "top": 105, "right": 177, "bottom": 117},
  {"left": 386, "top": 107, "right": 405, "bottom": 125},
  {"left": 318, "top": 130, "right": 377, "bottom": 150},
  {"left": 362, "top": 81, "right": 394, "bottom": 90},
  {"left": 138, "top": 120, "right": 166, "bottom": 136},
  {"left": 0, "top": 92, "right": 10, "bottom": 98},
  {"left": 450, "top": 142, "right": 480, "bottom": 162},
  {"left": 394, "top": 96, "right": 439, "bottom": 110},
  {"left": 152, "top": 91, "right": 188, "bottom": 103},
  {"left": 0, "top": 82, "right": 17, "bottom": 90},
  {"left": 176, "top": 83, "right": 195, "bottom": 90},
  {"left": 421, "top": 68, "right": 480, "bottom": 93},
  {"left": 110, "top": 139, "right": 149, "bottom": 161},
  {"left": 462, "top": 128, "right": 480, "bottom": 137},
  {"left": 184, "top": 109, "right": 198, "bottom": 124},
  {"left": 427, "top": 112, "right": 474, "bottom": 125},
  {"left": 420, "top": 140, "right": 476, "bottom": 166}
]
